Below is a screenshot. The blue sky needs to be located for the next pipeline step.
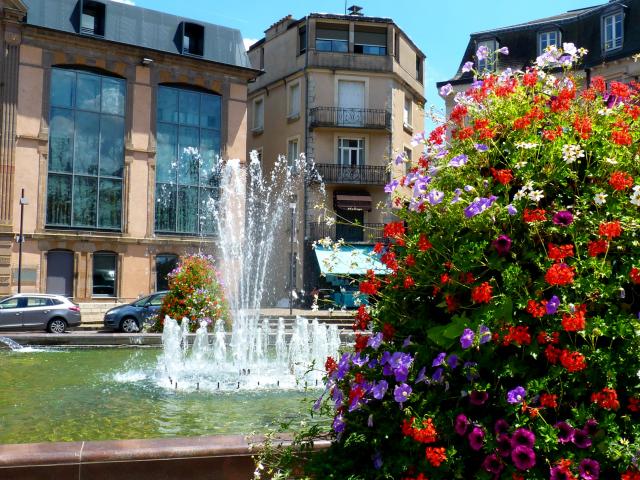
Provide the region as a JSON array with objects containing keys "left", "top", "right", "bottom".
[{"left": 119, "top": 0, "right": 600, "bottom": 129}]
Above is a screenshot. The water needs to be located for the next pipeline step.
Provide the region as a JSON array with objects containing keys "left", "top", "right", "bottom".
[
  {"left": 0, "top": 336, "right": 23, "bottom": 350},
  {"left": 147, "top": 154, "right": 340, "bottom": 392},
  {"left": 0, "top": 348, "right": 319, "bottom": 444}
]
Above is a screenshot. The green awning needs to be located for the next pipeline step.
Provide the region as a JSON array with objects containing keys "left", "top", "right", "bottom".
[{"left": 314, "top": 245, "right": 391, "bottom": 276}]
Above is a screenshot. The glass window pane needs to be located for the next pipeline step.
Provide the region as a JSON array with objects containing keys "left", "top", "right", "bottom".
[
  {"left": 200, "top": 94, "right": 221, "bottom": 129},
  {"left": 199, "top": 187, "right": 217, "bottom": 235},
  {"left": 73, "top": 176, "right": 97, "bottom": 227},
  {"left": 51, "top": 69, "right": 75, "bottom": 108},
  {"left": 156, "top": 255, "right": 178, "bottom": 291},
  {"left": 155, "top": 183, "right": 176, "bottom": 231},
  {"left": 46, "top": 174, "right": 72, "bottom": 226},
  {"left": 179, "top": 90, "right": 200, "bottom": 126},
  {"left": 93, "top": 253, "right": 116, "bottom": 296},
  {"left": 74, "top": 111, "right": 100, "bottom": 175},
  {"left": 99, "top": 115, "right": 124, "bottom": 177},
  {"left": 158, "top": 87, "right": 178, "bottom": 123},
  {"left": 200, "top": 129, "right": 220, "bottom": 186},
  {"left": 177, "top": 186, "right": 198, "bottom": 233},
  {"left": 178, "top": 126, "right": 200, "bottom": 185},
  {"left": 157, "top": 123, "right": 178, "bottom": 184},
  {"left": 49, "top": 108, "right": 74, "bottom": 173},
  {"left": 101, "top": 78, "right": 126, "bottom": 116},
  {"left": 98, "top": 178, "right": 122, "bottom": 229},
  {"left": 76, "top": 73, "right": 101, "bottom": 112}
]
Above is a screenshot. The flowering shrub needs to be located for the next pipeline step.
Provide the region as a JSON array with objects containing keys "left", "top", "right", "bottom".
[
  {"left": 259, "top": 45, "right": 640, "bottom": 479},
  {"left": 152, "top": 254, "right": 229, "bottom": 332}
]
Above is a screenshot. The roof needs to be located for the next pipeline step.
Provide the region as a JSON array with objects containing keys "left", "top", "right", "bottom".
[{"left": 21, "top": 0, "right": 252, "bottom": 70}]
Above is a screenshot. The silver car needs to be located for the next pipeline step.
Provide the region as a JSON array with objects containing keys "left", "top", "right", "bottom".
[{"left": 0, "top": 294, "right": 81, "bottom": 333}]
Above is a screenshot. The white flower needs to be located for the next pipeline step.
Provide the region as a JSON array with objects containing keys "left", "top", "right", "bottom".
[
  {"left": 524, "top": 181, "right": 535, "bottom": 191},
  {"left": 515, "top": 160, "right": 528, "bottom": 169},
  {"left": 631, "top": 191, "right": 640, "bottom": 207},
  {"left": 604, "top": 157, "right": 618, "bottom": 165},
  {"left": 514, "top": 185, "right": 530, "bottom": 201},
  {"left": 529, "top": 190, "right": 545, "bottom": 202},
  {"left": 594, "top": 192, "right": 608, "bottom": 206},
  {"left": 515, "top": 142, "right": 539, "bottom": 150},
  {"left": 562, "top": 144, "right": 584, "bottom": 164},
  {"left": 325, "top": 217, "right": 336, "bottom": 226}
]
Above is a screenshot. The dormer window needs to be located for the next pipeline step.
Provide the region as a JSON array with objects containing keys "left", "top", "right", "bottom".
[
  {"left": 182, "top": 22, "right": 205, "bottom": 56},
  {"left": 602, "top": 11, "right": 623, "bottom": 52},
  {"left": 81, "top": 1, "right": 105, "bottom": 36},
  {"left": 538, "top": 30, "right": 560, "bottom": 55}
]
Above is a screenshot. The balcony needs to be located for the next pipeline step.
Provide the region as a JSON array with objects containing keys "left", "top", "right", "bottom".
[
  {"left": 309, "top": 107, "right": 391, "bottom": 131},
  {"left": 314, "top": 164, "right": 387, "bottom": 185},
  {"left": 310, "top": 222, "right": 384, "bottom": 244}
]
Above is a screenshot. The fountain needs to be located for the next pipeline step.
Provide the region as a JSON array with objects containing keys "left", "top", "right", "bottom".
[
  {"left": 0, "top": 336, "right": 23, "bottom": 351},
  {"left": 149, "top": 152, "right": 341, "bottom": 391}
]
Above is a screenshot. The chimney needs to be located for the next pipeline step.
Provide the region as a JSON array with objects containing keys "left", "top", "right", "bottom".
[
  {"left": 347, "top": 5, "right": 364, "bottom": 16},
  {"left": 265, "top": 15, "right": 294, "bottom": 40}
]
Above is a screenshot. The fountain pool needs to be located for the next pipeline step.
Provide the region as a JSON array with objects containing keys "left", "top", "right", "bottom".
[{"left": 0, "top": 347, "right": 324, "bottom": 444}]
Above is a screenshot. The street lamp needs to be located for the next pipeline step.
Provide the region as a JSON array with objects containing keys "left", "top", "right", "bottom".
[
  {"left": 288, "top": 197, "right": 297, "bottom": 315},
  {"left": 17, "top": 188, "right": 28, "bottom": 293}
]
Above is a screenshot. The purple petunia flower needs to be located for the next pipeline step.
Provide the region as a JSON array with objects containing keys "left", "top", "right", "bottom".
[
  {"left": 469, "top": 426, "right": 485, "bottom": 450},
  {"left": 470, "top": 390, "right": 489, "bottom": 406},
  {"left": 332, "top": 387, "right": 344, "bottom": 409},
  {"left": 464, "top": 361, "right": 479, "bottom": 381},
  {"left": 439, "top": 83, "right": 453, "bottom": 97},
  {"left": 475, "top": 143, "right": 488, "bottom": 152},
  {"left": 464, "top": 195, "right": 497, "bottom": 218},
  {"left": 455, "top": 414, "right": 469, "bottom": 436},
  {"left": 554, "top": 421, "right": 575, "bottom": 444},
  {"left": 583, "top": 418, "right": 599, "bottom": 436},
  {"left": 481, "top": 453, "right": 504, "bottom": 475},
  {"left": 494, "top": 419, "right": 510, "bottom": 435},
  {"left": 428, "top": 189, "right": 445, "bottom": 205},
  {"left": 333, "top": 413, "right": 345, "bottom": 433},
  {"left": 579, "top": 458, "right": 600, "bottom": 480},
  {"left": 476, "top": 45, "right": 490, "bottom": 61},
  {"left": 497, "top": 46, "right": 509, "bottom": 55},
  {"left": 572, "top": 429, "right": 592, "bottom": 449},
  {"left": 450, "top": 188, "right": 463, "bottom": 205},
  {"left": 415, "top": 366, "right": 427, "bottom": 384},
  {"left": 384, "top": 180, "right": 399, "bottom": 194},
  {"left": 546, "top": 295, "right": 561, "bottom": 315},
  {"left": 432, "top": 367, "right": 444, "bottom": 382},
  {"left": 552, "top": 210, "right": 574, "bottom": 226},
  {"left": 478, "top": 325, "right": 491, "bottom": 344},
  {"left": 511, "top": 428, "right": 536, "bottom": 449},
  {"left": 394, "top": 153, "right": 405, "bottom": 165},
  {"left": 449, "top": 154, "right": 468, "bottom": 167},
  {"left": 511, "top": 445, "right": 536, "bottom": 470},
  {"left": 507, "top": 204, "right": 517, "bottom": 216},
  {"left": 461, "top": 328, "right": 475, "bottom": 349},
  {"left": 462, "top": 61, "right": 474, "bottom": 73},
  {"left": 447, "top": 354, "right": 459, "bottom": 369},
  {"left": 402, "top": 336, "right": 413, "bottom": 347},
  {"left": 394, "top": 383, "right": 412, "bottom": 405},
  {"left": 335, "top": 353, "right": 351, "bottom": 380},
  {"left": 367, "top": 332, "right": 383, "bottom": 350},
  {"left": 507, "top": 386, "right": 526, "bottom": 404},
  {"left": 372, "top": 451, "right": 383, "bottom": 470},
  {"left": 493, "top": 234, "right": 512, "bottom": 256},
  {"left": 432, "top": 352, "right": 447, "bottom": 367},
  {"left": 367, "top": 414, "right": 374, "bottom": 428},
  {"left": 496, "top": 433, "right": 512, "bottom": 458},
  {"left": 550, "top": 465, "right": 571, "bottom": 480},
  {"left": 372, "top": 380, "right": 388, "bottom": 400}
]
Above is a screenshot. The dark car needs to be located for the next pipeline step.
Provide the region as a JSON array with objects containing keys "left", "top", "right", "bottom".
[
  {"left": 0, "top": 293, "right": 81, "bottom": 333},
  {"left": 103, "top": 291, "right": 167, "bottom": 332}
]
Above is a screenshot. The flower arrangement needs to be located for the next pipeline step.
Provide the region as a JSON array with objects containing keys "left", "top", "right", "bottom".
[
  {"left": 152, "top": 254, "right": 229, "bottom": 332},
  {"left": 257, "top": 45, "right": 640, "bottom": 479}
]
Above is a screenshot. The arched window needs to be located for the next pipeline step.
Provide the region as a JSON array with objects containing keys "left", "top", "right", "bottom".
[
  {"left": 156, "top": 254, "right": 178, "bottom": 291},
  {"left": 47, "top": 67, "right": 126, "bottom": 230},
  {"left": 155, "top": 85, "right": 221, "bottom": 235},
  {"left": 93, "top": 251, "right": 117, "bottom": 297}
]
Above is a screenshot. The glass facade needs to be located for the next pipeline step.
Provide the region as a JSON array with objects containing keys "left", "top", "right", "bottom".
[
  {"left": 155, "top": 86, "right": 221, "bottom": 235},
  {"left": 47, "top": 68, "right": 125, "bottom": 230}
]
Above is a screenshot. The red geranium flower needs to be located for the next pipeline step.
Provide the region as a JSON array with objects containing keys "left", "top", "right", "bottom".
[
  {"left": 591, "top": 388, "right": 620, "bottom": 410},
  {"left": 545, "top": 263, "right": 575, "bottom": 286},
  {"left": 573, "top": 115, "right": 592, "bottom": 139},
  {"left": 490, "top": 168, "right": 513, "bottom": 185},
  {"left": 630, "top": 267, "right": 640, "bottom": 285},
  {"left": 587, "top": 239, "right": 609, "bottom": 257},
  {"left": 523, "top": 208, "right": 547, "bottom": 223},
  {"left": 418, "top": 234, "right": 433, "bottom": 251},
  {"left": 540, "top": 393, "right": 558, "bottom": 408},
  {"left": 609, "top": 171, "right": 634, "bottom": 190},
  {"left": 548, "top": 243, "right": 574, "bottom": 262},
  {"left": 471, "top": 282, "right": 493, "bottom": 304},
  {"left": 560, "top": 349, "right": 587, "bottom": 372},
  {"left": 599, "top": 221, "right": 622, "bottom": 239},
  {"left": 425, "top": 447, "right": 447, "bottom": 467},
  {"left": 561, "top": 304, "right": 587, "bottom": 332}
]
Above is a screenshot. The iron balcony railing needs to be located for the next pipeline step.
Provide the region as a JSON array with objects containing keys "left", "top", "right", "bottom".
[
  {"left": 310, "top": 222, "right": 385, "bottom": 244},
  {"left": 309, "top": 107, "right": 391, "bottom": 130},
  {"left": 314, "top": 163, "right": 387, "bottom": 185}
]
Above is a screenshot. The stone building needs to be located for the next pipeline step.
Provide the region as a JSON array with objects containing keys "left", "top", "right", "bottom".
[
  {"left": 0, "top": 0, "right": 256, "bottom": 301},
  {"left": 246, "top": 9, "right": 425, "bottom": 305},
  {"left": 437, "top": 0, "right": 640, "bottom": 115}
]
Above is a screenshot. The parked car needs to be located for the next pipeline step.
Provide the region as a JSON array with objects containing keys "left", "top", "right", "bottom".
[
  {"left": 103, "top": 291, "right": 168, "bottom": 333},
  {"left": 0, "top": 293, "right": 81, "bottom": 333}
]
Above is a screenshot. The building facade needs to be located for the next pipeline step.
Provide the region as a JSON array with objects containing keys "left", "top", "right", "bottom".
[
  {"left": 0, "top": 0, "right": 256, "bottom": 301},
  {"left": 437, "top": 0, "right": 640, "bottom": 115},
  {"left": 246, "top": 11, "right": 425, "bottom": 304}
]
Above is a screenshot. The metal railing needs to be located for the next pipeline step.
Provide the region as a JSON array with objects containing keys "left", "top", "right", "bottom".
[
  {"left": 314, "top": 163, "right": 387, "bottom": 185},
  {"left": 310, "top": 222, "right": 385, "bottom": 244},
  {"left": 309, "top": 107, "right": 391, "bottom": 130}
]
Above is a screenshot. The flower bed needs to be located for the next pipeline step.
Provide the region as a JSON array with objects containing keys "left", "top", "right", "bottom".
[{"left": 259, "top": 45, "right": 640, "bottom": 480}]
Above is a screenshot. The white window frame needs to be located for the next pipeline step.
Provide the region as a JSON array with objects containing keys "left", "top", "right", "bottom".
[
  {"left": 252, "top": 96, "right": 264, "bottom": 133},
  {"left": 287, "top": 136, "right": 300, "bottom": 167},
  {"left": 287, "top": 80, "right": 301, "bottom": 120},
  {"left": 337, "top": 137, "right": 366, "bottom": 166},
  {"left": 476, "top": 39, "right": 497, "bottom": 72},
  {"left": 538, "top": 30, "right": 560, "bottom": 55},
  {"left": 403, "top": 96, "right": 412, "bottom": 128},
  {"left": 602, "top": 11, "right": 623, "bottom": 52}
]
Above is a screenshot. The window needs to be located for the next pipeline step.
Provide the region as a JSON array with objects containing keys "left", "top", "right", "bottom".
[
  {"left": 156, "top": 254, "right": 178, "bottom": 291},
  {"left": 603, "top": 12, "right": 623, "bottom": 52},
  {"left": 338, "top": 138, "right": 365, "bottom": 166},
  {"left": 403, "top": 96, "right": 412, "bottom": 127},
  {"left": 316, "top": 25, "right": 349, "bottom": 52},
  {"left": 354, "top": 28, "right": 387, "bottom": 56},
  {"left": 47, "top": 68, "right": 125, "bottom": 230},
  {"left": 0, "top": 298, "right": 20, "bottom": 309},
  {"left": 287, "top": 138, "right": 299, "bottom": 167},
  {"left": 182, "top": 22, "right": 205, "bottom": 56},
  {"left": 259, "top": 48, "right": 265, "bottom": 70},
  {"left": 394, "top": 32, "right": 400, "bottom": 61},
  {"left": 25, "top": 297, "right": 50, "bottom": 307},
  {"left": 81, "top": 1, "right": 105, "bottom": 36},
  {"left": 288, "top": 83, "right": 300, "bottom": 119},
  {"left": 477, "top": 39, "right": 497, "bottom": 72},
  {"left": 93, "top": 252, "right": 116, "bottom": 297},
  {"left": 155, "top": 85, "right": 221, "bottom": 235},
  {"left": 538, "top": 30, "right": 560, "bottom": 55},
  {"left": 416, "top": 54, "right": 423, "bottom": 82},
  {"left": 253, "top": 97, "right": 264, "bottom": 131},
  {"left": 298, "top": 26, "right": 307, "bottom": 55},
  {"left": 403, "top": 147, "right": 412, "bottom": 175}
]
